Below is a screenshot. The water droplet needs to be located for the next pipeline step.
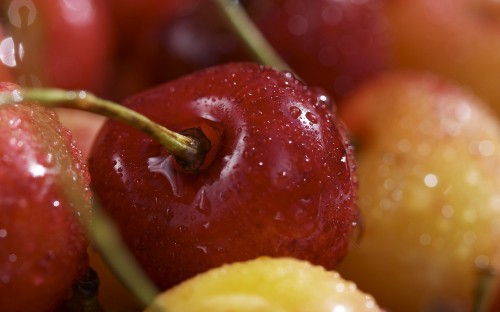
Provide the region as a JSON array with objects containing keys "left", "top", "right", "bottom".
[
  {"left": 441, "top": 204, "right": 454, "bottom": 218},
  {"left": 289, "top": 106, "right": 301, "bottom": 119},
  {"left": 32, "top": 275, "right": 45, "bottom": 286},
  {"left": 148, "top": 156, "right": 183, "bottom": 197},
  {"left": 419, "top": 233, "right": 431, "bottom": 245},
  {"left": 463, "top": 231, "right": 476, "bottom": 246},
  {"left": 424, "top": 173, "right": 438, "bottom": 188},
  {"left": 478, "top": 140, "right": 495, "bottom": 156},
  {"left": 1, "top": 274, "right": 10, "bottom": 284},
  {"left": 196, "top": 245, "right": 208, "bottom": 254},
  {"left": 475, "top": 255, "right": 490, "bottom": 269},
  {"left": 335, "top": 282, "right": 346, "bottom": 293},
  {"left": 8, "top": 254, "right": 17, "bottom": 263},
  {"left": 194, "top": 189, "right": 211, "bottom": 217},
  {"left": 305, "top": 112, "right": 318, "bottom": 124},
  {"left": 0, "top": 229, "right": 7, "bottom": 238}
]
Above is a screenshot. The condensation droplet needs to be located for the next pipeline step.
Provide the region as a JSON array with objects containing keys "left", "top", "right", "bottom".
[
  {"left": 441, "top": 204, "right": 454, "bottom": 218},
  {"left": 148, "top": 156, "right": 183, "bottom": 197},
  {"left": 475, "top": 255, "right": 490, "bottom": 269},
  {"left": 397, "top": 139, "right": 411, "bottom": 152},
  {"left": 289, "top": 106, "right": 301, "bottom": 119},
  {"left": 0, "top": 229, "right": 7, "bottom": 238},
  {"left": 419, "top": 233, "right": 431, "bottom": 245},
  {"left": 335, "top": 282, "right": 346, "bottom": 293},
  {"left": 478, "top": 140, "right": 495, "bottom": 156},
  {"left": 288, "top": 15, "right": 309, "bottom": 35},
  {"left": 0, "top": 37, "right": 16, "bottom": 67},
  {"left": 463, "top": 231, "right": 476, "bottom": 246},
  {"left": 305, "top": 111, "right": 318, "bottom": 124},
  {"left": 1, "top": 275, "right": 10, "bottom": 283},
  {"left": 424, "top": 174, "right": 438, "bottom": 188},
  {"left": 8, "top": 254, "right": 17, "bottom": 263},
  {"left": 194, "top": 189, "right": 211, "bottom": 217}
]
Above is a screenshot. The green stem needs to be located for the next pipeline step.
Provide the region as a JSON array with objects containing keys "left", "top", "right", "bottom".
[
  {"left": 30, "top": 88, "right": 196, "bottom": 157},
  {"left": 91, "top": 202, "right": 165, "bottom": 312},
  {"left": 473, "top": 268, "right": 497, "bottom": 312},
  {"left": 214, "top": 0, "right": 292, "bottom": 72},
  {"left": 1, "top": 88, "right": 200, "bottom": 168}
]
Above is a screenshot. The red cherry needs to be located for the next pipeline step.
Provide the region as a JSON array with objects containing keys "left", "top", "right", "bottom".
[
  {"left": 153, "top": 0, "right": 391, "bottom": 101},
  {"left": 0, "top": 82, "right": 92, "bottom": 311},
  {"left": 0, "top": 0, "right": 113, "bottom": 93},
  {"left": 89, "top": 62, "right": 359, "bottom": 290},
  {"left": 248, "top": 0, "right": 392, "bottom": 100}
]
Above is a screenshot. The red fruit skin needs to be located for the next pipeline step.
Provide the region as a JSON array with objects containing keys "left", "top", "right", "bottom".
[
  {"left": 89, "top": 63, "right": 359, "bottom": 290},
  {"left": 0, "top": 82, "right": 91, "bottom": 311},
  {"left": 156, "top": 0, "right": 392, "bottom": 102},
  {"left": 0, "top": 0, "right": 113, "bottom": 93},
  {"left": 249, "top": 0, "right": 392, "bottom": 100}
]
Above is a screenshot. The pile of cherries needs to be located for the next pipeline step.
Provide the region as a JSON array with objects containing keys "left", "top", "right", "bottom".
[{"left": 2, "top": 0, "right": 500, "bottom": 311}]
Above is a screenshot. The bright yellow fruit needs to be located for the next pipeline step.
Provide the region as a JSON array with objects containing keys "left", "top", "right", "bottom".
[{"left": 146, "top": 257, "right": 382, "bottom": 312}]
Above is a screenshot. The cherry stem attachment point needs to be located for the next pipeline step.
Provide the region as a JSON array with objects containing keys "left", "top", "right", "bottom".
[{"left": 2, "top": 88, "right": 205, "bottom": 172}]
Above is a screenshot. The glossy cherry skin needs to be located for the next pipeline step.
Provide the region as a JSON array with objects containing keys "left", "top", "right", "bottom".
[
  {"left": 155, "top": 0, "right": 391, "bottom": 102},
  {"left": 0, "top": 0, "right": 113, "bottom": 94},
  {"left": 89, "top": 62, "right": 359, "bottom": 290},
  {"left": 247, "top": 0, "right": 392, "bottom": 100},
  {"left": 0, "top": 82, "right": 92, "bottom": 311}
]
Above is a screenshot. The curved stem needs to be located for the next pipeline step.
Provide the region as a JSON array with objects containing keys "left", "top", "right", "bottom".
[
  {"left": 91, "top": 202, "right": 165, "bottom": 312},
  {"left": 0, "top": 88, "right": 208, "bottom": 171},
  {"left": 24, "top": 88, "right": 197, "bottom": 158},
  {"left": 214, "top": 0, "right": 293, "bottom": 73}
]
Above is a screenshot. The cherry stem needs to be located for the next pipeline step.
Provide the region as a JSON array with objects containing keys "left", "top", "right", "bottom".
[
  {"left": 2, "top": 88, "right": 202, "bottom": 170},
  {"left": 214, "top": 0, "right": 293, "bottom": 73},
  {"left": 91, "top": 202, "right": 164, "bottom": 312},
  {"left": 473, "top": 268, "right": 497, "bottom": 312}
]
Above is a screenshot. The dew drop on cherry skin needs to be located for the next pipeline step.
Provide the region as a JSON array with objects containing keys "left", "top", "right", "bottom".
[{"left": 89, "top": 63, "right": 358, "bottom": 290}]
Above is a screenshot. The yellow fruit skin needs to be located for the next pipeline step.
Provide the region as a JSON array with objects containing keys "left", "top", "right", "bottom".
[
  {"left": 338, "top": 71, "right": 500, "bottom": 312},
  {"left": 146, "top": 257, "right": 381, "bottom": 312}
]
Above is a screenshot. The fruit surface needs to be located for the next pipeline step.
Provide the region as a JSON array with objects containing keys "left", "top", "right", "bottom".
[
  {"left": 247, "top": 0, "right": 392, "bottom": 100},
  {"left": 0, "top": 0, "right": 113, "bottom": 93},
  {"left": 146, "top": 257, "right": 382, "bottom": 312},
  {"left": 156, "top": 0, "right": 392, "bottom": 102},
  {"left": 384, "top": 0, "right": 500, "bottom": 116},
  {"left": 54, "top": 109, "right": 106, "bottom": 161},
  {"left": 0, "top": 82, "right": 92, "bottom": 311},
  {"left": 89, "top": 62, "right": 359, "bottom": 290},
  {"left": 337, "top": 71, "right": 500, "bottom": 312}
]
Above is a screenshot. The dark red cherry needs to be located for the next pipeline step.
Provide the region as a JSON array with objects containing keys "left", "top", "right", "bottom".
[
  {"left": 153, "top": 0, "right": 391, "bottom": 102},
  {"left": 89, "top": 62, "right": 358, "bottom": 290}
]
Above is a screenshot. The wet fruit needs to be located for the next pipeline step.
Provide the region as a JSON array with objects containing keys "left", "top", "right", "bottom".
[
  {"left": 337, "top": 71, "right": 500, "bottom": 312},
  {"left": 147, "top": 257, "right": 382, "bottom": 312},
  {"left": 89, "top": 62, "right": 358, "bottom": 290},
  {"left": 0, "top": 82, "right": 92, "bottom": 311}
]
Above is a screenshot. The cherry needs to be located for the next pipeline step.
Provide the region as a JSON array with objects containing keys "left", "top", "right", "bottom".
[
  {"left": 152, "top": 0, "right": 391, "bottom": 102},
  {"left": 246, "top": 0, "right": 392, "bottom": 100},
  {"left": 336, "top": 71, "right": 500, "bottom": 311},
  {"left": 0, "top": 82, "right": 91, "bottom": 311},
  {"left": 147, "top": 257, "right": 382, "bottom": 311},
  {"left": 88, "top": 62, "right": 359, "bottom": 290},
  {"left": 0, "top": 0, "right": 113, "bottom": 94}
]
